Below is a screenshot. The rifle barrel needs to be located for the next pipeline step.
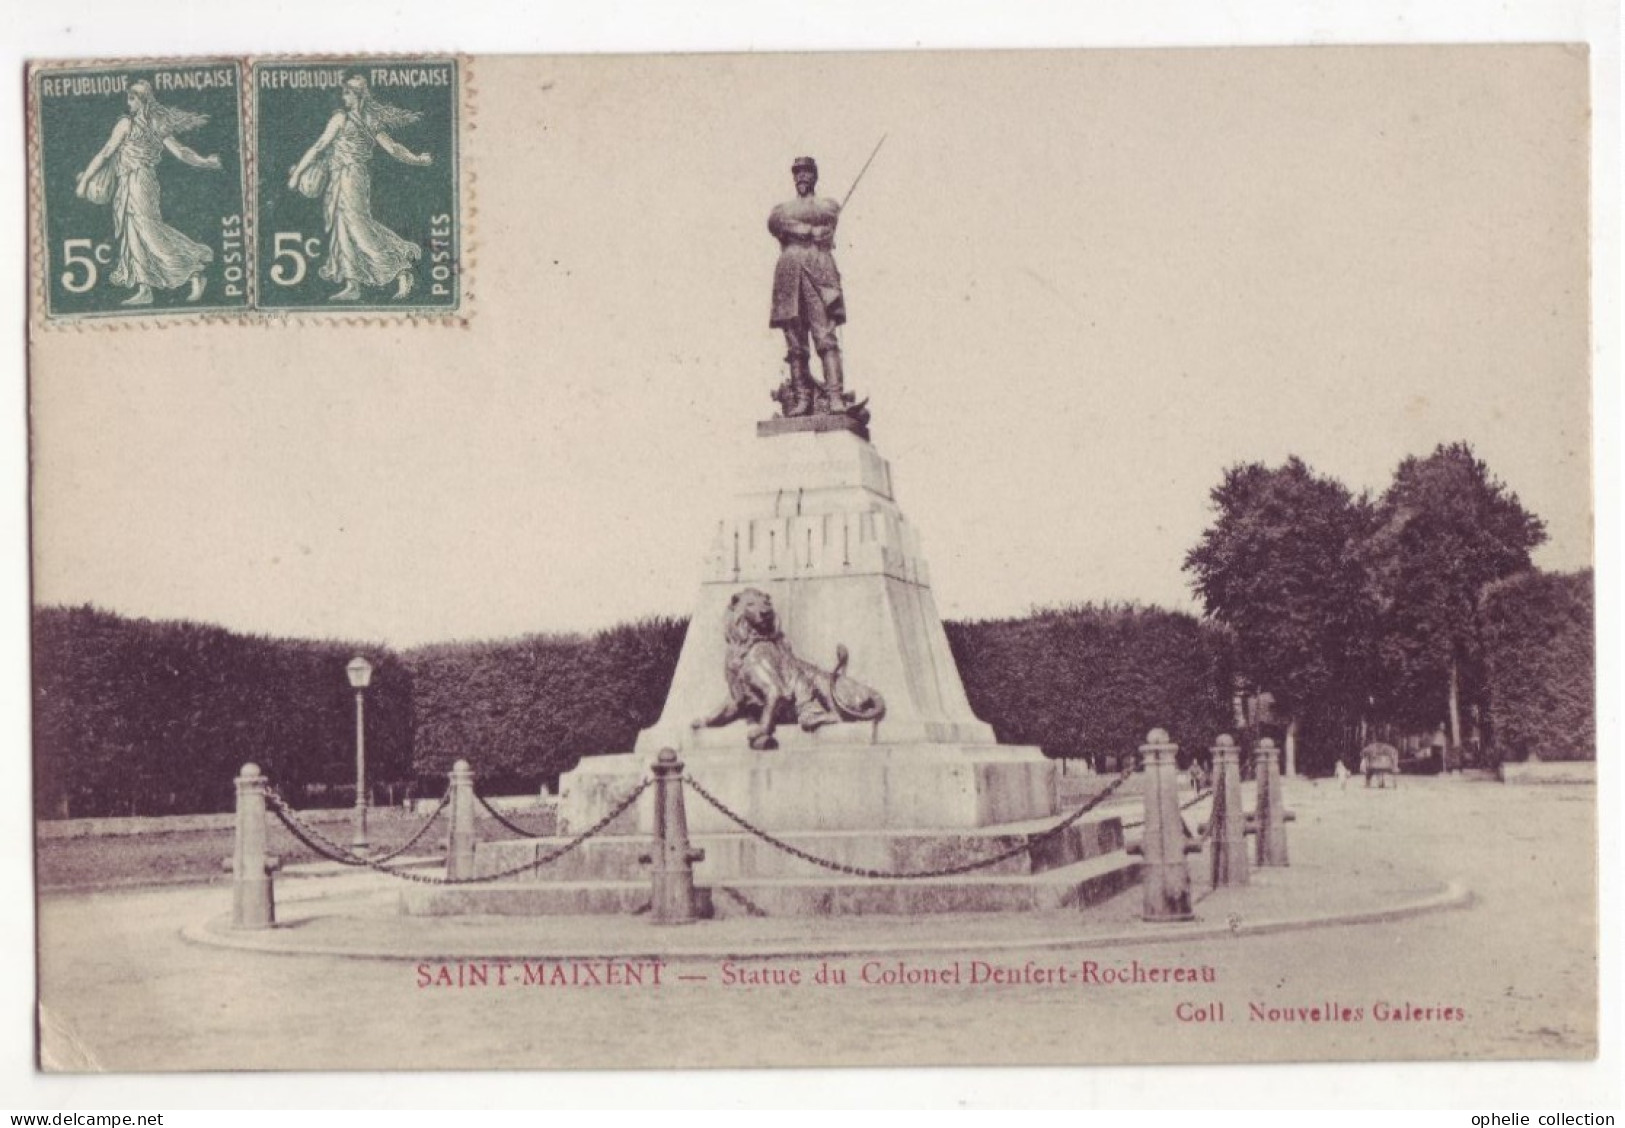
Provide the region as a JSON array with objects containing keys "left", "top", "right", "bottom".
[{"left": 840, "top": 133, "right": 889, "bottom": 211}]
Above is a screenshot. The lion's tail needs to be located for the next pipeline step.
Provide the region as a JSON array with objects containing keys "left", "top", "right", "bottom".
[
  {"left": 828, "top": 645, "right": 886, "bottom": 721},
  {"left": 833, "top": 678, "right": 886, "bottom": 721}
]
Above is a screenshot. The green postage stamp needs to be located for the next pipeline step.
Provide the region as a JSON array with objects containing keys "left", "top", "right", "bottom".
[
  {"left": 30, "top": 60, "right": 251, "bottom": 320},
  {"left": 252, "top": 58, "right": 461, "bottom": 314},
  {"left": 28, "top": 56, "right": 464, "bottom": 323}
]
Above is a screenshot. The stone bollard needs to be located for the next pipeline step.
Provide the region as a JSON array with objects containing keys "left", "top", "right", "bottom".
[
  {"left": 639, "top": 749, "right": 707, "bottom": 924},
  {"left": 446, "top": 759, "right": 478, "bottom": 882},
  {"left": 232, "top": 763, "right": 275, "bottom": 929},
  {"left": 1125, "top": 729, "right": 1196, "bottom": 922},
  {"left": 1254, "top": 737, "right": 1290, "bottom": 867},
  {"left": 1208, "top": 734, "right": 1250, "bottom": 887}
]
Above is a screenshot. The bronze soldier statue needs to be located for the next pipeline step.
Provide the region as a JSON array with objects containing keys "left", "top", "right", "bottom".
[{"left": 768, "top": 156, "right": 851, "bottom": 417}]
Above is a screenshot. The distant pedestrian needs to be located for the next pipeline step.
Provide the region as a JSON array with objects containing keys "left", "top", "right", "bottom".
[
  {"left": 1360, "top": 741, "right": 1399, "bottom": 789},
  {"left": 1431, "top": 725, "right": 1449, "bottom": 773},
  {"left": 1334, "top": 759, "right": 1350, "bottom": 790}
]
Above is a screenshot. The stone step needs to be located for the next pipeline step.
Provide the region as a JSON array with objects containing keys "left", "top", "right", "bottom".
[
  {"left": 399, "top": 850, "right": 1141, "bottom": 918},
  {"left": 1058, "top": 774, "right": 1144, "bottom": 806},
  {"left": 469, "top": 815, "right": 1125, "bottom": 883},
  {"left": 703, "top": 851, "right": 1141, "bottom": 918},
  {"left": 402, "top": 878, "right": 652, "bottom": 918}
]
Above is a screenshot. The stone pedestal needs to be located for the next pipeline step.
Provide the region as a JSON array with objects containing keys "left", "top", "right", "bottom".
[
  {"left": 559, "top": 731, "right": 1057, "bottom": 836},
  {"left": 449, "top": 425, "right": 1144, "bottom": 919},
  {"left": 632, "top": 428, "right": 995, "bottom": 755},
  {"left": 562, "top": 425, "right": 1054, "bottom": 842}
]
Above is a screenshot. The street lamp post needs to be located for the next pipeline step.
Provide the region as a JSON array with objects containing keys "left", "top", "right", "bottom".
[{"left": 346, "top": 656, "right": 374, "bottom": 854}]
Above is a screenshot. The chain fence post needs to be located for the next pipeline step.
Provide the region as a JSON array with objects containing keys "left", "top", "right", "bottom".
[
  {"left": 640, "top": 749, "right": 706, "bottom": 924},
  {"left": 232, "top": 763, "right": 275, "bottom": 929},
  {"left": 1254, "top": 737, "right": 1291, "bottom": 867},
  {"left": 447, "top": 759, "right": 477, "bottom": 881},
  {"left": 1209, "top": 734, "right": 1250, "bottom": 887},
  {"left": 1126, "top": 728, "right": 1195, "bottom": 922}
]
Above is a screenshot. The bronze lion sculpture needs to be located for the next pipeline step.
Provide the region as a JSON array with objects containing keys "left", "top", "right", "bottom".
[{"left": 692, "top": 587, "right": 886, "bottom": 750}]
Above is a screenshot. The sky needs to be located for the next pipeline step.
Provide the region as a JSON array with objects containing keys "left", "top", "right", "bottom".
[
  {"left": 26, "top": 44, "right": 1595, "bottom": 648},
  {"left": 3, "top": 0, "right": 1620, "bottom": 1112}
]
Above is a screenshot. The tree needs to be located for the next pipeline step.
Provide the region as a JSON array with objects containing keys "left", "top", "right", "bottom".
[
  {"left": 1183, "top": 458, "right": 1380, "bottom": 773},
  {"left": 1367, "top": 442, "right": 1546, "bottom": 763},
  {"left": 1479, "top": 569, "right": 1593, "bottom": 764}
]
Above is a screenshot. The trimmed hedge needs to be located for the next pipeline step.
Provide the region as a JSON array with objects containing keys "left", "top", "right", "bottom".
[
  {"left": 1480, "top": 570, "right": 1594, "bottom": 762},
  {"left": 403, "top": 616, "right": 687, "bottom": 790},
  {"left": 945, "top": 604, "right": 1233, "bottom": 764},
  {"left": 33, "top": 601, "right": 1234, "bottom": 816},
  {"left": 42, "top": 572, "right": 1586, "bottom": 817},
  {"left": 32, "top": 606, "right": 413, "bottom": 818}
]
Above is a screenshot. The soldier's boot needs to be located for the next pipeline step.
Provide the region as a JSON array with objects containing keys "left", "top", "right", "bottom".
[
  {"left": 817, "top": 346, "right": 847, "bottom": 413},
  {"left": 785, "top": 350, "right": 816, "bottom": 416}
]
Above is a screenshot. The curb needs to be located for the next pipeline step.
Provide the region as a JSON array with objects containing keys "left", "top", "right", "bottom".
[{"left": 180, "top": 880, "right": 1472, "bottom": 963}]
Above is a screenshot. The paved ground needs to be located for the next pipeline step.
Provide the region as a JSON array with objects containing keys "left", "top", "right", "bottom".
[{"left": 35, "top": 777, "right": 1599, "bottom": 1074}]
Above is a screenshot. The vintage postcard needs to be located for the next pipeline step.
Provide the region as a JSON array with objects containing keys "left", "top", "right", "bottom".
[{"left": 21, "top": 44, "right": 1609, "bottom": 1092}]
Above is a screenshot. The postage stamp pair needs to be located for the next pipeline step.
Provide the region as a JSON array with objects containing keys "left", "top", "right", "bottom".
[{"left": 29, "top": 57, "right": 463, "bottom": 322}]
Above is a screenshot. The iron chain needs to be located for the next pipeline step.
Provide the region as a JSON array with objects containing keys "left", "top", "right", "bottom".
[
  {"left": 448, "top": 780, "right": 652, "bottom": 885},
  {"left": 1120, "top": 785, "right": 1214, "bottom": 833},
  {"left": 263, "top": 785, "right": 448, "bottom": 866},
  {"left": 264, "top": 790, "right": 371, "bottom": 865},
  {"left": 474, "top": 790, "right": 553, "bottom": 840},
  {"left": 1182, "top": 787, "right": 1216, "bottom": 842},
  {"left": 263, "top": 779, "right": 651, "bottom": 885},
  {"left": 681, "top": 764, "right": 1137, "bottom": 881},
  {"left": 379, "top": 791, "right": 452, "bottom": 860}
]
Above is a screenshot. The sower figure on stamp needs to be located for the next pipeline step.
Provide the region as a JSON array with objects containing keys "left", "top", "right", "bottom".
[
  {"left": 768, "top": 156, "right": 852, "bottom": 417},
  {"left": 74, "top": 81, "right": 222, "bottom": 307},
  {"left": 287, "top": 75, "right": 432, "bottom": 302}
]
